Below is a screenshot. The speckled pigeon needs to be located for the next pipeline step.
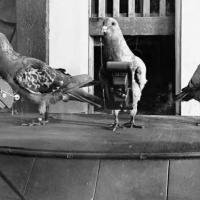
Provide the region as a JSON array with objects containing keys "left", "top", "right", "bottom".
[{"left": 0, "top": 32, "right": 101, "bottom": 125}]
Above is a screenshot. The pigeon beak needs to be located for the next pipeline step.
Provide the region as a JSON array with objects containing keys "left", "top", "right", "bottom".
[{"left": 101, "top": 26, "right": 108, "bottom": 34}]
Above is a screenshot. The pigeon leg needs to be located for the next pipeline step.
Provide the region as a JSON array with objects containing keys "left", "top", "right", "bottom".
[
  {"left": 123, "top": 106, "right": 144, "bottom": 129},
  {"left": 109, "top": 110, "right": 121, "bottom": 132},
  {"left": 35, "top": 103, "right": 49, "bottom": 125},
  {"left": 44, "top": 104, "right": 49, "bottom": 122},
  {"left": 37, "top": 104, "right": 49, "bottom": 125},
  {"left": 21, "top": 102, "right": 49, "bottom": 126}
]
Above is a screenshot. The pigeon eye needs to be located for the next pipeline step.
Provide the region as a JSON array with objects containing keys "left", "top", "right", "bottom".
[{"left": 111, "top": 22, "right": 115, "bottom": 26}]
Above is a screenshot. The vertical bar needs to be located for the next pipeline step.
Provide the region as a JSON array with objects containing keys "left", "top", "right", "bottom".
[
  {"left": 89, "top": 0, "right": 92, "bottom": 17},
  {"left": 175, "top": 0, "right": 182, "bottom": 115},
  {"left": 140, "top": 0, "right": 143, "bottom": 14},
  {"left": 90, "top": 0, "right": 98, "bottom": 17},
  {"left": 128, "top": 0, "right": 135, "bottom": 17},
  {"left": 159, "top": 0, "right": 166, "bottom": 16},
  {"left": 143, "top": 0, "right": 150, "bottom": 16},
  {"left": 99, "top": 0, "right": 106, "bottom": 17},
  {"left": 88, "top": 37, "right": 95, "bottom": 114},
  {"left": 113, "top": 0, "right": 120, "bottom": 17},
  {"left": 45, "top": 0, "right": 49, "bottom": 64}
]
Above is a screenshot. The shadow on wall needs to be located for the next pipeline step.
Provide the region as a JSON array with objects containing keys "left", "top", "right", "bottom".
[{"left": 0, "top": 0, "right": 16, "bottom": 47}]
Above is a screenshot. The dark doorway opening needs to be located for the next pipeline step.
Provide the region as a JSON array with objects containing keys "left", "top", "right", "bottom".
[{"left": 94, "top": 35, "right": 175, "bottom": 115}]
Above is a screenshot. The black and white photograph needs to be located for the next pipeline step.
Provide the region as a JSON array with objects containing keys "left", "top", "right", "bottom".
[{"left": 0, "top": 0, "right": 199, "bottom": 199}]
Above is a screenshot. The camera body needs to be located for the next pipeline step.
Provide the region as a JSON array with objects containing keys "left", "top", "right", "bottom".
[{"left": 104, "top": 61, "right": 133, "bottom": 110}]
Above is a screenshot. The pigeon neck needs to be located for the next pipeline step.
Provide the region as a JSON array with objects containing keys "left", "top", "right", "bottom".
[
  {"left": 0, "top": 40, "right": 14, "bottom": 54},
  {"left": 0, "top": 38, "right": 19, "bottom": 63},
  {"left": 0, "top": 44, "right": 20, "bottom": 79},
  {"left": 104, "top": 34, "right": 132, "bottom": 60}
]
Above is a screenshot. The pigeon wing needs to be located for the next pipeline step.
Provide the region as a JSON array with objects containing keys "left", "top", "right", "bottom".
[
  {"left": 188, "top": 64, "right": 200, "bottom": 89},
  {"left": 14, "top": 58, "right": 65, "bottom": 94}
]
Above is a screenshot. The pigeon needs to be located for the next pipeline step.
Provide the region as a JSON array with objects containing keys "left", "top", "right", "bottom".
[
  {"left": 100, "top": 18, "right": 147, "bottom": 131},
  {"left": 175, "top": 64, "right": 200, "bottom": 104},
  {"left": 0, "top": 32, "right": 101, "bottom": 125}
]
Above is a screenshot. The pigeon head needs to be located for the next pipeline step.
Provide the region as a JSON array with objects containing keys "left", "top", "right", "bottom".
[
  {"left": 0, "top": 32, "right": 14, "bottom": 53},
  {"left": 101, "top": 18, "right": 123, "bottom": 40}
]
